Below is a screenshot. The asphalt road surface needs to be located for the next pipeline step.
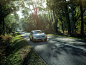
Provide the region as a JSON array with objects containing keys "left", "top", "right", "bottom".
[{"left": 18, "top": 30, "right": 86, "bottom": 65}]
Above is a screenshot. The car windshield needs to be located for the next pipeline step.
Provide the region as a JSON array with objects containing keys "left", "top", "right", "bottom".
[{"left": 33, "top": 31, "right": 42, "bottom": 34}]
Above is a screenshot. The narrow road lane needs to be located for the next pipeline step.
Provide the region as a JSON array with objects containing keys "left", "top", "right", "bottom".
[{"left": 19, "top": 30, "right": 86, "bottom": 65}]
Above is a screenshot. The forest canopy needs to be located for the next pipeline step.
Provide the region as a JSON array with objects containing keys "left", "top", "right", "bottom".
[{"left": 0, "top": 0, "right": 86, "bottom": 37}]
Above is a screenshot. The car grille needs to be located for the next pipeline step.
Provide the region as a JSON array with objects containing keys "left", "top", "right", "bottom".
[
  {"left": 36, "top": 36, "right": 45, "bottom": 38},
  {"left": 42, "top": 36, "right": 45, "bottom": 37}
]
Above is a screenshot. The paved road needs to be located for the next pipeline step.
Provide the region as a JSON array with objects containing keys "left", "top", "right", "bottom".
[{"left": 19, "top": 30, "right": 86, "bottom": 65}]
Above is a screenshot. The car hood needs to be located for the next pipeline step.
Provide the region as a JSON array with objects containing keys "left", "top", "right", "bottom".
[{"left": 33, "top": 33, "right": 46, "bottom": 37}]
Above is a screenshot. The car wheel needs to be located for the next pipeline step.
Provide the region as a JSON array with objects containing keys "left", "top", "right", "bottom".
[
  {"left": 45, "top": 38, "right": 47, "bottom": 41},
  {"left": 29, "top": 36, "right": 32, "bottom": 41},
  {"left": 30, "top": 38, "right": 31, "bottom": 41},
  {"left": 32, "top": 37, "right": 35, "bottom": 42}
]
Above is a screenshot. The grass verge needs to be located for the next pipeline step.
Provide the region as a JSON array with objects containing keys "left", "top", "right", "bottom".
[{"left": 0, "top": 32, "right": 47, "bottom": 65}]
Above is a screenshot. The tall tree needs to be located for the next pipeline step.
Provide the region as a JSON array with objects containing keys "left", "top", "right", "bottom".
[
  {"left": 0, "top": 0, "right": 20, "bottom": 35},
  {"left": 79, "top": 0, "right": 84, "bottom": 35}
]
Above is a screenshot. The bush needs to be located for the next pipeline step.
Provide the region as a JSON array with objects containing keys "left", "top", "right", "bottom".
[
  {"left": 0, "top": 53, "right": 5, "bottom": 65},
  {"left": 1, "top": 34, "right": 12, "bottom": 46},
  {"left": 0, "top": 33, "right": 13, "bottom": 65},
  {"left": 10, "top": 33, "right": 13, "bottom": 36}
]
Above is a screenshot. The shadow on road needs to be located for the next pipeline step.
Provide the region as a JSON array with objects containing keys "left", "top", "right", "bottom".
[
  {"left": 19, "top": 31, "right": 86, "bottom": 65},
  {"left": 32, "top": 41, "right": 86, "bottom": 65}
]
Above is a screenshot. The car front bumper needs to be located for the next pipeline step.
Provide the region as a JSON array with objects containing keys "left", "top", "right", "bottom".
[{"left": 33, "top": 37, "right": 47, "bottom": 41}]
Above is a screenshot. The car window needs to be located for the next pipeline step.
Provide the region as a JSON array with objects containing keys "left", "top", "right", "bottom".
[{"left": 33, "top": 31, "right": 42, "bottom": 34}]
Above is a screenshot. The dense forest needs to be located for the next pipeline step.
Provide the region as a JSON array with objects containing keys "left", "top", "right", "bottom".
[
  {"left": 0, "top": 0, "right": 86, "bottom": 64},
  {"left": 0, "top": 0, "right": 86, "bottom": 36},
  {"left": 21, "top": 0, "right": 86, "bottom": 37}
]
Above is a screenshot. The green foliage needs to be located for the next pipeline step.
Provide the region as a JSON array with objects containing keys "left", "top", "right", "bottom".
[
  {"left": 0, "top": 32, "right": 46, "bottom": 65},
  {"left": 22, "top": 13, "right": 54, "bottom": 33},
  {"left": 4, "top": 14, "right": 19, "bottom": 33},
  {"left": 0, "top": 32, "right": 29, "bottom": 65},
  {"left": 45, "top": 0, "right": 86, "bottom": 35}
]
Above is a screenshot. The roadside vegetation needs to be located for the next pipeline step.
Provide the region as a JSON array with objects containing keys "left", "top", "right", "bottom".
[{"left": 0, "top": 32, "right": 47, "bottom": 65}]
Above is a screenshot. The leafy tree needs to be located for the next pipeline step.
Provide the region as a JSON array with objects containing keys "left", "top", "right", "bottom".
[{"left": 0, "top": 0, "right": 20, "bottom": 35}]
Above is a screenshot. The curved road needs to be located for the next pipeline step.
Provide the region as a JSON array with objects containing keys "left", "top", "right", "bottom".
[{"left": 19, "top": 30, "right": 86, "bottom": 65}]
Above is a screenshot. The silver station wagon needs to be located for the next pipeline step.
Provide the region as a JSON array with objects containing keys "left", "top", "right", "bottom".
[{"left": 29, "top": 30, "right": 47, "bottom": 42}]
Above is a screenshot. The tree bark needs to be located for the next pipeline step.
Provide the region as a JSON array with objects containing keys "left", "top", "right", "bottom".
[
  {"left": 71, "top": 2, "right": 75, "bottom": 36},
  {"left": 65, "top": 3, "right": 71, "bottom": 35},
  {"left": 53, "top": 9, "right": 58, "bottom": 33},
  {"left": 80, "top": 0, "right": 84, "bottom": 35}
]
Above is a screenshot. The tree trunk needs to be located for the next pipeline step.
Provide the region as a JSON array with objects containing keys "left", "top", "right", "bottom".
[
  {"left": 53, "top": 9, "right": 58, "bottom": 33},
  {"left": 80, "top": 0, "right": 84, "bottom": 35},
  {"left": 65, "top": 3, "right": 71, "bottom": 35},
  {"left": 60, "top": 18, "right": 64, "bottom": 34},
  {"left": 71, "top": 2, "right": 75, "bottom": 36}
]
